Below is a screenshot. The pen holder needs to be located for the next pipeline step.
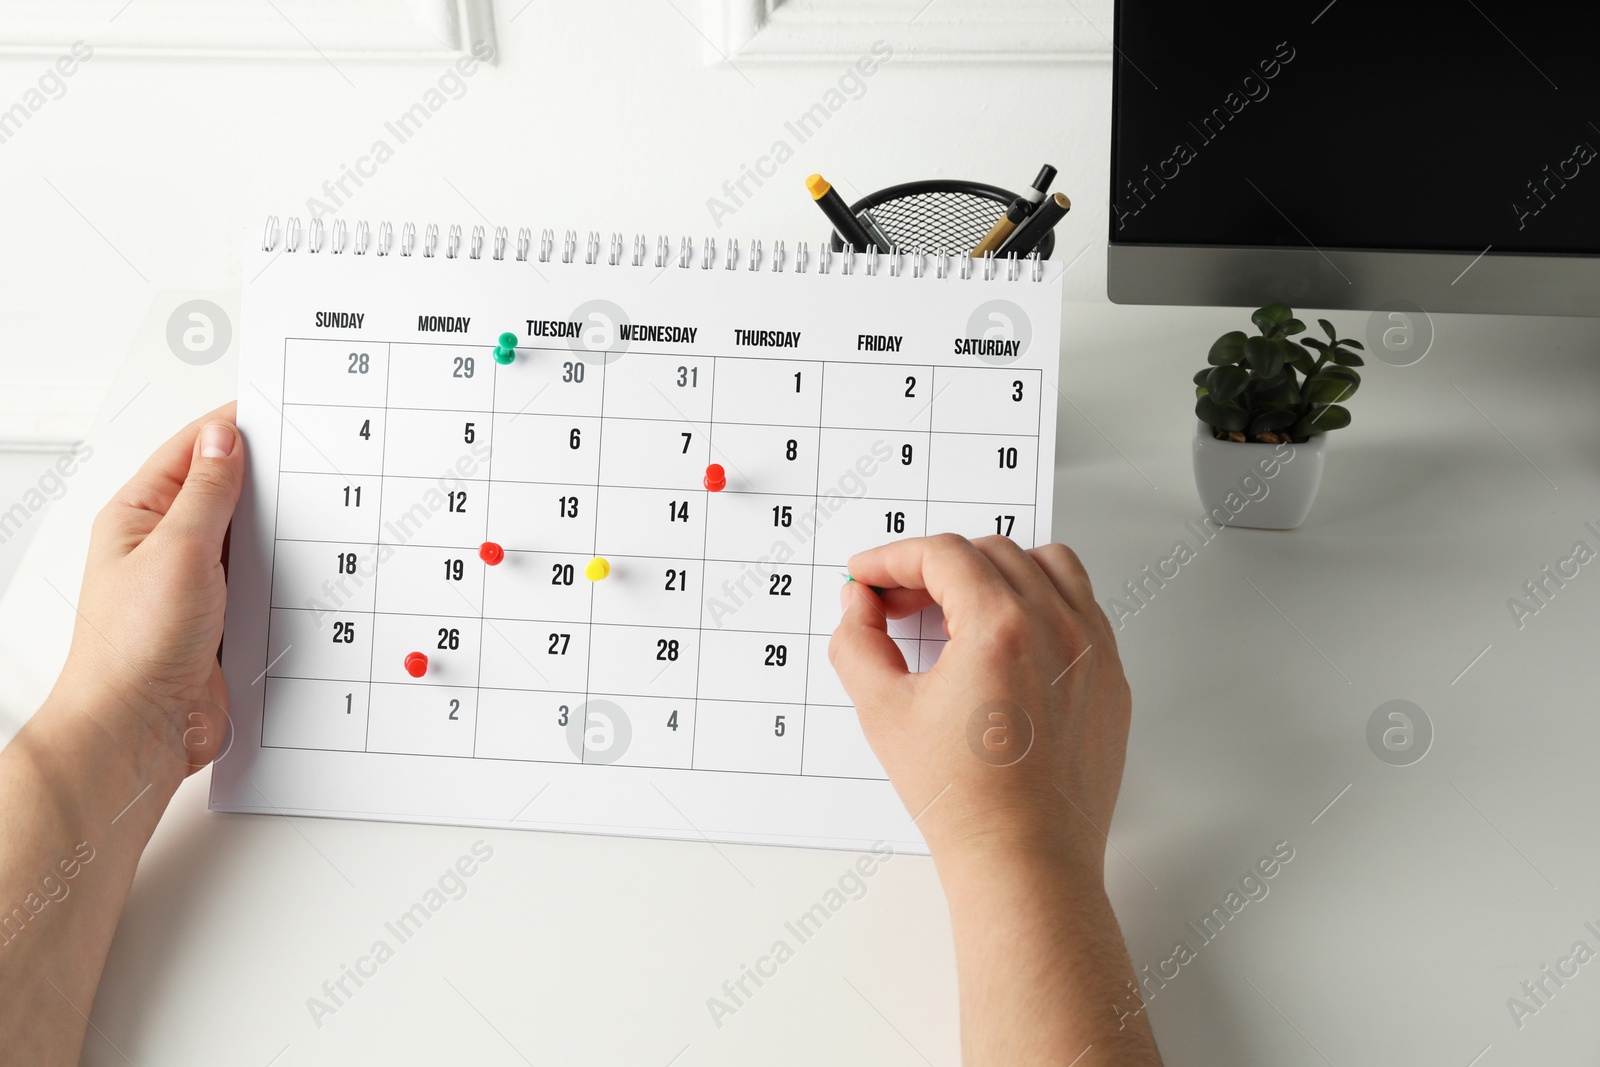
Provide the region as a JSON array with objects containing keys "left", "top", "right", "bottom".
[{"left": 826, "top": 179, "right": 1057, "bottom": 260}]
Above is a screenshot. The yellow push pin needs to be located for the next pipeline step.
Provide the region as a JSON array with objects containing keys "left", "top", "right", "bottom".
[{"left": 585, "top": 556, "right": 611, "bottom": 581}]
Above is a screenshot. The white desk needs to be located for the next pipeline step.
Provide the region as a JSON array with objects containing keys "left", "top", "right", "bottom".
[{"left": 4, "top": 297, "right": 1600, "bottom": 1066}]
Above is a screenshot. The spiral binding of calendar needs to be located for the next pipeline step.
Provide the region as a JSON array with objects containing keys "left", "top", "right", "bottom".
[{"left": 259, "top": 217, "right": 1048, "bottom": 282}]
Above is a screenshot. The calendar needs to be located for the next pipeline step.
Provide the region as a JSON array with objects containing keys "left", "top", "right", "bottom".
[{"left": 211, "top": 220, "right": 1063, "bottom": 853}]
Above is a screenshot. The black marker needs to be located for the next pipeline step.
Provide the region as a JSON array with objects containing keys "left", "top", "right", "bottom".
[
  {"left": 857, "top": 208, "right": 895, "bottom": 254},
  {"left": 806, "top": 173, "right": 875, "bottom": 252},
  {"left": 997, "top": 191, "right": 1071, "bottom": 257},
  {"left": 970, "top": 198, "right": 1030, "bottom": 258},
  {"left": 1021, "top": 164, "right": 1058, "bottom": 215}
]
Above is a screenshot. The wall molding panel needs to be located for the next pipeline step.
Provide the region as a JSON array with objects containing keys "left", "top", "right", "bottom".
[
  {"left": 703, "top": 0, "right": 1113, "bottom": 64},
  {"left": 0, "top": 0, "right": 497, "bottom": 61}
]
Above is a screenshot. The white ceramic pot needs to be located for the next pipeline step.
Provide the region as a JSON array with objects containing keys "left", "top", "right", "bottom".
[{"left": 1191, "top": 421, "right": 1327, "bottom": 530}]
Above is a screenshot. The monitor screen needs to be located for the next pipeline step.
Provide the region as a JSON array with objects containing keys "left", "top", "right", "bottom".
[{"left": 1110, "top": 2, "right": 1600, "bottom": 256}]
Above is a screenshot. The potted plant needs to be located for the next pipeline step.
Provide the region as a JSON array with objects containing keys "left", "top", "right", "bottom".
[{"left": 1191, "top": 303, "right": 1363, "bottom": 530}]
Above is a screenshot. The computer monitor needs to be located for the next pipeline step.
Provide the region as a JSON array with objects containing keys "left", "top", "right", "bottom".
[{"left": 1108, "top": 1, "right": 1600, "bottom": 316}]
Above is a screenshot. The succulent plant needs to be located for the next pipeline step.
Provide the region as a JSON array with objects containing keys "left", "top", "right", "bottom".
[{"left": 1194, "top": 303, "right": 1364, "bottom": 443}]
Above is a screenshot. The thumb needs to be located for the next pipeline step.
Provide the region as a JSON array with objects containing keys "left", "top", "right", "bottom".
[
  {"left": 160, "top": 421, "right": 244, "bottom": 552},
  {"left": 828, "top": 581, "right": 911, "bottom": 710}
]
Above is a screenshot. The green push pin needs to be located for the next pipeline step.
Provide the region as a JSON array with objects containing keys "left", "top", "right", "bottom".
[
  {"left": 493, "top": 331, "right": 518, "bottom": 365},
  {"left": 842, "top": 573, "right": 887, "bottom": 596}
]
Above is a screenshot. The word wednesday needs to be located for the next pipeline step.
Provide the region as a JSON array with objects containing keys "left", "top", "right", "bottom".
[{"left": 620, "top": 323, "right": 697, "bottom": 344}]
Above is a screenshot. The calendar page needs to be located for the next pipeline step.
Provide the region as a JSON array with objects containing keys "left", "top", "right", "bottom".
[{"left": 211, "top": 224, "right": 1063, "bottom": 854}]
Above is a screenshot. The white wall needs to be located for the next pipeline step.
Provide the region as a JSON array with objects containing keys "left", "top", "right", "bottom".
[{"left": 0, "top": 0, "right": 1111, "bottom": 446}]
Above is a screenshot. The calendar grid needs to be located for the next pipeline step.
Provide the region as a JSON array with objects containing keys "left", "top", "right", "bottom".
[
  {"left": 468, "top": 360, "right": 500, "bottom": 758},
  {"left": 686, "top": 354, "right": 720, "bottom": 772},
  {"left": 258, "top": 339, "right": 294, "bottom": 752},
  {"left": 270, "top": 601, "right": 996, "bottom": 640},
  {"left": 797, "top": 361, "right": 826, "bottom": 776},
  {"left": 1035, "top": 368, "right": 1047, "bottom": 547},
  {"left": 271, "top": 404, "right": 1031, "bottom": 439},
  {"left": 267, "top": 674, "right": 852, "bottom": 708},
  {"left": 918, "top": 369, "right": 942, "bottom": 667},
  {"left": 580, "top": 356, "right": 611, "bottom": 763},
  {"left": 269, "top": 491, "right": 1036, "bottom": 512},
  {"left": 360, "top": 347, "right": 393, "bottom": 753},
  {"left": 258, "top": 343, "right": 1046, "bottom": 782},
  {"left": 251, "top": 738, "right": 892, "bottom": 784},
  {"left": 214, "top": 228, "right": 1068, "bottom": 853}
]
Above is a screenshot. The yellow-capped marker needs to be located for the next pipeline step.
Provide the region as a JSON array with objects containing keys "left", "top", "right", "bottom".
[
  {"left": 805, "top": 172, "right": 877, "bottom": 252},
  {"left": 585, "top": 556, "right": 611, "bottom": 581}
]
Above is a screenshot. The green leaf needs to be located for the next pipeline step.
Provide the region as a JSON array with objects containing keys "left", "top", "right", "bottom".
[
  {"left": 1288, "top": 348, "right": 1318, "bottom": 376},
  {"left": 1341, "top": 338, "right": 1365, "bottom": 350},
  {"left": 1315, "top": 364, "right": 1362, "bottom": 387},
  {"left": 1196, "top": 385, "right": 1208, "bottom": 399},
  {"left": 1330, "top": 346, "right": 1365, "bottom": 366},
  {"left": 1299, "top": 337, "right": 1329, "bottom": 353},
  {"left": 1248, "top": 407, "right": 1298, "bottom": 434},
  {"left": 1258, "top": 374, "right": 1301, "bottom": 406},
  {"left": 1194, "top": 368, "right": 1213, "bottom": 386},
  {"left": 1302, "top": 376, "right": 1359, "bottom": 404},
  {"left": 1280, "top": 317, "right": 1307, "bottom": 337},
  {"left": 1294, "top": 404, "right": 1351, "bottom": 435},
  {"left": 1206, "top": 365, "right": 1249, "bottom": 402},
  {"left": 1197, "top": 394, "right": 1249, "bottom": 432},
  {"left": 1318, "top": 318, "right": 1337, "bottom": 342},
  {"left": 1243, "top": 335, "right": 1285, "bottom": 377},
  {"left": 1252, "top": 303, "right": 1293, "bottom": 334},
  {"left": 1208, "top": 331, "right": 1247, "bottom": 366},
  {"left": 1270, "top": 337, "right": 1301, "bottom": 368}
]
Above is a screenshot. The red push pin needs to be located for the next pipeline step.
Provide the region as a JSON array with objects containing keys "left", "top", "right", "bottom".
[
  {"left": 703, "top": 463, "right": 726, "bottom": 492},
  {"left": 404, "top": 652, "right": 428, "bottom": 678},
  {"left": 479, "top": 541, "right": 505, "bottom": 566}
]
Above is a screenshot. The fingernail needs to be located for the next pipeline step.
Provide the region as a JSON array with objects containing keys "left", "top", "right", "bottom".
[
  {"left": 200, "top": 422, "right": 235, "bottom": 459},
  {"left": 839, "top": 582, "right": 853, "bottom": 608}
]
